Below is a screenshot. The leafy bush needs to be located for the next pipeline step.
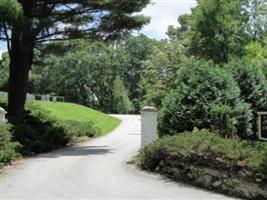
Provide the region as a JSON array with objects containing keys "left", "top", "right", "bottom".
[
  {"left": 13, "top": 104, "right": 98, "bottom": 155},
  {"left": 226, "top": 59, "right": 267, "bottom": 132},
  {"left": 0, "top": 124, "right": 21, "bottom": 167},
  {"left": 112, "top": 76, "right": 133, "bottom": 114},
  {"left": 158, "top": 60, "right": 253, "bottom": 138},
  {"left": 210, "top": 104, "right": 238, "bottom": 137},
  {"left": 14, "top": 107, "right": 69, "bottom": 155},
  {"left": 61, "top": 120, "right": 99, "bottom": 137},
  {"left": 138, "top": 129, "right": 267, "bottom": 173},
  {"left": 136, "top": 130, "right": 267, "bottom": 199}
]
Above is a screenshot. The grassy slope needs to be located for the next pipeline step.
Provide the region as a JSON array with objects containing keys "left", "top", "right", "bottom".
[{"left": 34, "top": 101, "right": 121, "bottom": 135}]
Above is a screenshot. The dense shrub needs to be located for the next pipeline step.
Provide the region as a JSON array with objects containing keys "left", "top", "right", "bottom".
[
  {"left": 226, "top": 59, "right": 267, "bottom": 132},
  {"left": 158, "top": 60, "right": 253, "bottom": 138},
  {"left": 61, "top": 120, "right": 99, "bottom": 137},
  {"left": 0, "top": 124, "right": 21, "bottom": 167},
  {"left": 209, "top": 104, "right": 238, "bottom": 137},
  {"left": 136, "top": 130, "right": 267, "bottom": 199},
  {"left": 138, "top": 129, "right": 267, "bottom": 174},
  {"left": 13, "top": 104, "right": 98, "bottom": 155}
]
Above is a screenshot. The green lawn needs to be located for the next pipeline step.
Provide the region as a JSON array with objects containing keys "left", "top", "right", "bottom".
[{"left": 33, "top": 101, "right": 121, "bottom": 134}]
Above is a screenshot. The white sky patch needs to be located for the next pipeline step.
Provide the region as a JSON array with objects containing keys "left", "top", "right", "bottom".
[
  {"left": 138, "top": 0, "right": 197, "bottom": 39},
  {"left": 0, "top": 50, "right": 4, "bottom": 60},
  {"left": 0, "top": 41, "right": 6, "bottom": 52}
]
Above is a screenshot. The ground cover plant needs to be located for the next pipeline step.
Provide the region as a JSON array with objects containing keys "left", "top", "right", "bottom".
[
  {"left": 0, "top": 124, "right": 21, "bottom": 169},
  {"left": 135, "top": 129, "right": 267, "bottom": 199}
]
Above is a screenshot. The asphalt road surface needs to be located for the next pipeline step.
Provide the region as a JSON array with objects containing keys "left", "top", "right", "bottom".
[{"left": 1, "top": 115, "right": 236, "bottom": 199}]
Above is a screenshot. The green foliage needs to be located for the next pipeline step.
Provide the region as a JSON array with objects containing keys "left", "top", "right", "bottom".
[
  {"left": 0, "top": 0, "right": 22, "bottom": 23},
  {"left": 142, "top": 39, "right": 186, "bottom": 108},
  {"left": 14, "top": 105, "right": 72, "bottom": 155},
  {"left": 226, "top": 59, "right": 267, "bottom": 110},
  {"left": 0, "top": 52, "right": 9, "bottom": 90},
  {"left": 168, "top": 0, "right": 267, "bottom": 63},
  {"left": 210, "top": 104, "right": 238, "bottom": 138},
  {"left": 158, "top": 60, "right": 253, "bottom": 138},
  {"left": 1, "top": 1, "right": 150, "bottom": 42},
  {"left": 0, "top": 124, "right": 21, "bottom": 167},
  {"left": 30, "top": 35, "right": 155, "bottom": 114},
  {"left": 262, "top": 151, "right": 267, "bottom": 175},
  {"left": 1, "top": 0, "right": 151, "bottom": 124},
  {"left": 137, "top": 129, "right": 267, "bottom": 178},
  {"left": 167, "top": 14, "right": 193, "bottom": 47},
  {"left": 112, "top": 76, "right": 133, "bottom": 114},
  {"left": 190, "top": 0, "right": 248, "bottom": 63},
  {"left": 61, "top": 120, "right": 98, "bottom": 138},
  {"left": 244, "top": 42, "right": 267, "bottom": 66},
  {"left": 135, "top": 129, "right": 267, "bottom": 199},
  {"left": 226, "top": 59, "right": 267, "bottom": 132},
  {"left": 31, "top": 40, "right": 118, "bottom": 112},
  {"left": 118, "top": 34, "right": 155, "bottom": 112},
  {"left": 244, "top": 0, "right": 267, "bottom": 43}
]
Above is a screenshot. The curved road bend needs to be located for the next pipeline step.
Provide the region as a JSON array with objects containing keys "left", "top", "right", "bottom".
[{"left": 1, "top": 115, "right": 236, "bottom": 199}]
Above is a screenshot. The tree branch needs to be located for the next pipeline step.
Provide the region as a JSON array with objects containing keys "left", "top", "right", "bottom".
[{"left": 36, "top": 27, "right": 96, "bottom": 43}]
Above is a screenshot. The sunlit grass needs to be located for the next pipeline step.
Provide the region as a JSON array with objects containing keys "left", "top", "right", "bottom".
[{"left": 34, "top": 101, "right": 121, "bottom": 135}]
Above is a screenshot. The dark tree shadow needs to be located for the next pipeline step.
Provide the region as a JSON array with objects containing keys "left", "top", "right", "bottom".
[{"left": 38, "top": 145, "right": 115, "bottom": 158}]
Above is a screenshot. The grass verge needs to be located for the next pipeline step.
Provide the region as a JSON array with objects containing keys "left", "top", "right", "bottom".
[{"left": 33, "top": 101, "right": 120, "bottom": 135}]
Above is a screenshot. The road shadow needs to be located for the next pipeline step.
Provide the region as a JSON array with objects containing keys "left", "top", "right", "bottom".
[{"left": 38, "top": 145, "right": 115, "bottom": 158}]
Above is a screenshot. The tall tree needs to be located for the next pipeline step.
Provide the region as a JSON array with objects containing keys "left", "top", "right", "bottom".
[
  {"left": 245, "top": 0, "right": 267, "bottom": 42},
  {"left": 167, "top": 14, "right": 193, "bottom": 49},
  {"left": 0, "top": 0, "right": 150, "bottom": 124},
  {"left": 168, "top": 0, "right": 252, "bottom": 64},
  {"left": 30, "top": 40, "right": 132, "bottom": 113},
  {"left": 190, "top": 0, "right": 249, "bottom": 63},
  {"left": 142, "top": 39, "right": 186, "bottom": 108},
  {"left": 118, "top": 34, "right": 154, "bottom": 112},
  {"left": 112, "top": 76, "right": 133, "bottom": 114}
]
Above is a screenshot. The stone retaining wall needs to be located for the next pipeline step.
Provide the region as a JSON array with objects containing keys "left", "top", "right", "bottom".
[{"left": 156, "top": 161, "right": 267, "bottom": 199}]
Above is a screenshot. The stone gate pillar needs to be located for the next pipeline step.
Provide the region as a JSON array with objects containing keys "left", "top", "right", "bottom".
[{"left": 141, "top": 106, "right": 158, "bottom": 148}]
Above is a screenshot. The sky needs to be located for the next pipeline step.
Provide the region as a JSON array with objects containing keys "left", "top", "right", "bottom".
[
  {"left": 139, "top": 0, "right": 197, "bottom": 39},
  {"left": 0, "top": 0, "right": 197, "bottom": 57}
]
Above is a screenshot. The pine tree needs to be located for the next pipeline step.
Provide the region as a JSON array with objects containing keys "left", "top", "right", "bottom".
[{"left": 0, "top": 0, "right": 150, "bottom": 124}]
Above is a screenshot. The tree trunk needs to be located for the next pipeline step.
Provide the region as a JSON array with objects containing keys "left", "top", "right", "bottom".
[{"left": 7, "top": 26, "right": 34, "bottom": 125}]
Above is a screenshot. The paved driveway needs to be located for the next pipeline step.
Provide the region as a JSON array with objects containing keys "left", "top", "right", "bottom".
[{"left": 1, "top": 115, "right": 236, "bottom": 199}]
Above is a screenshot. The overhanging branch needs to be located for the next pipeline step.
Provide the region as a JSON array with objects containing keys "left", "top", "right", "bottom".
[{"left": 36, "top": 27, "right": 96, "bottom": 43}]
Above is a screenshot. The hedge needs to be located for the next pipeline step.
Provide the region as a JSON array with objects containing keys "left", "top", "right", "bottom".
[
  {"left": 226, "top": 59, "right": 267, "bottom": 133},
  {"left": 135, "top": 129, "right": 267, "bottom": 199},
  {"left": 158, "top": 60, "right": 253, "bottom": 138}
]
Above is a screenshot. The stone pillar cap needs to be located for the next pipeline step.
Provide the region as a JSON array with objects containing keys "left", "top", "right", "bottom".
[
  {"left": 0, "top": 107, "right": 7, "bottom": 113},
  {"left": 142, "top": 106, "right": 157, "bottom": 112}
]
